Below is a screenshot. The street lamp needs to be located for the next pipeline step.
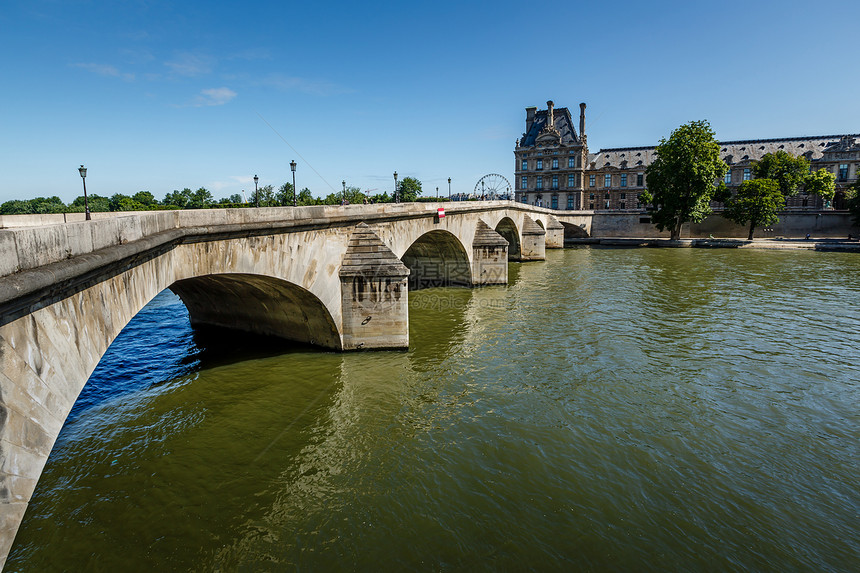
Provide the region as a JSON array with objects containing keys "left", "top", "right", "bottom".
[
  {"left": 448, "top": 177, "right": 452, "bottom": 201},
  {"left": 290, "top": 160, "right": 297, "bottom": 206},
  {"left": 342, "top": 180, "right": 346, "bottom": 205},
  {"left": 78, "top": 165, "right": 91, "bottom": 220},
  {"left": 254, "top": 174, "right": 259, "bottom": 208},
  {"left": 394, "top": 171, "right": 399, "bottom": 203},
  {"left": 436, "top": 186, "right": 439, "bottom": 200}
]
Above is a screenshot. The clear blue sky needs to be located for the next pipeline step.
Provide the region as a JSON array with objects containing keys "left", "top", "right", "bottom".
[{"left": 2, "top": 0, "right": 858, "bottom": 204}]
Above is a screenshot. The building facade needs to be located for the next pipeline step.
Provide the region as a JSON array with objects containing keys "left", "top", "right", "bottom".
[
  {"left": 514, "top": 101, "right": 589, "bottom": 211},
  {"left": 514, "top": 101, "right": 860, "bottom": 211}
]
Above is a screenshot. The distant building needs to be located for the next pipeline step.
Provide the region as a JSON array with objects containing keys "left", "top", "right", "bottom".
[
  {"left": 514, "top": 101, "right": 860, "bottom": 211},
  {"left": 514, "top": 101, "right": 589, "bottom": 210}
]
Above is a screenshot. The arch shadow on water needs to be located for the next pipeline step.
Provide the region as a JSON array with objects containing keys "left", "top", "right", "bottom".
[
  {"left": 65, "top": 275, "right": 340, "bottom": 424},
  {"left": 401, "top": 230, "right": 472, "bottom": 290}
]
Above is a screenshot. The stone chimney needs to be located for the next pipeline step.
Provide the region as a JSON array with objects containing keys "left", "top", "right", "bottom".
[
  {"left": 579, "top": 102, "right": 586, "bottom": 138},
  {"left": 546, "top": 100, "right": 555, "bottom": 130},
  {"left": 525, "top": 106, "right": 537, "bottom": 133}
]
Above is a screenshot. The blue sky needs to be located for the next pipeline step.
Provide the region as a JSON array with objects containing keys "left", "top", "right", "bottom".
[{"left": 2, "top": 0, "right": 859, "bottom": 204}]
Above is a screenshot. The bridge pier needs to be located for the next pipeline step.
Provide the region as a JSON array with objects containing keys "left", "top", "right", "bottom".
[
  {"left": 545, "top": 216, "right": 565, "bottom": 248},
  {"left": 339, "top": 224, "right": 410, "bottom": 350},
  {"left": 520, "top": 216, "right": 547, "bottom": 261},
  {"left": 471, "top": 221, "right": 508, "bottom": 285}
]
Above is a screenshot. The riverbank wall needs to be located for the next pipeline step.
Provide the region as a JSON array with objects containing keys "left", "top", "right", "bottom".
[{"left": 589, "top": 211, "right": 857, "bottom": 239}]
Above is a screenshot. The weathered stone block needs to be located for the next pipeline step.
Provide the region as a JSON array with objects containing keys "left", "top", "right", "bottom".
[
  {"left": 472, "top": 220, "right": 508, "bottom": 285},
  {"left": 11, "top": 226, "right": 71, "bottom": 271},
  {"left": 340, "top": 223, "right": 409, "bottom": 350},
  {"left": 0, "top": 233, "right": 18, "bottom": 277},
  {"left": 545, "top": 216, "right": 565, "bottom": 248},
  {"left": 521, "top": 216, "right": 546, "bottom": 261}
]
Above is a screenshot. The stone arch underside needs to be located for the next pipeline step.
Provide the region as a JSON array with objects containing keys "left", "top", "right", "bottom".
[
  {"left": 494, "top": 218, "right": 521, "bottom": 260},
  {"left": 560, "top": 221, "right": 590, "bottom": 238},
  {"left": 170, "top": 273, "right": 342, "bottom": 350},
  {"left": 400, "top": 230, "right": 472, "bottom": 289}
]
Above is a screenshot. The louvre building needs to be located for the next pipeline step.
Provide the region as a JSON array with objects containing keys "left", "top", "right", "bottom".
[{"left": 514, "top": 101, "right": 859, "bottom": 211}]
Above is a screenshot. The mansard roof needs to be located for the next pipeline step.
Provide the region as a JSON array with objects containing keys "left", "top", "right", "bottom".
[
  {"left": 590, "top": 134, "right": 860, "bottom": 169},
  {"left": 521, "top": 107, "right": 581, "bottom": 148},
  {"left": 822, "top": 135, "right": 860, "bottom": 154}
]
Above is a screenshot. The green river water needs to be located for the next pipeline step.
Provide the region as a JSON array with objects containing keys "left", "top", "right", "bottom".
[{"left": 7, "top": 247, "right": 860, "bottom": 571}]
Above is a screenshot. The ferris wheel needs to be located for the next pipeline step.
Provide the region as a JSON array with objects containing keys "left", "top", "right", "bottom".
[{"left": 474, "top": 173, "right": 512, "bottom": 200}]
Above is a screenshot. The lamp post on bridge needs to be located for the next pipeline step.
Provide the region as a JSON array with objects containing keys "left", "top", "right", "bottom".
[
  {"left": 436, "top": 186, "right": 439, "bottom": 200},
  {"left": 78, "top": 165, "right": 91, "bottom": 221},
  {"left": 290, "top": 160, "right": 297, "bottom": 206},
  {"left": 254, "top": 174, "right": 259, "bottom": 208},
  {"left": 342, "top": 180, "right": 346, "bottom": 205},
  {"left": 394, "top": 171, "right": 399, "bottom": 203},
  {"left": 448, "top": 177, "right": 451, "bottom": 201}
]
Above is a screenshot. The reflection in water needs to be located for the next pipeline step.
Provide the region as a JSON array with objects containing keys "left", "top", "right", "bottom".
[{"left": 8, "top": 250, "right": 860, "bottom": 571}]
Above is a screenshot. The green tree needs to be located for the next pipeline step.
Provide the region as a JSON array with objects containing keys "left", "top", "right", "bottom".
[
  {"left": 188, "top": 187, "right": 214, "bottom": 209},
  {"left": 110, "top": 193, "right": 147, "bottom": 211},
  {"left": 163, "top": 188, "right": 193, "bottom": 208},
  {"left": 132, "top": 191, "right": 158, "bottom": 207},
  {"left": 370, "top": 191, "right": 391, "bottom": 204},
  {"left": 276, "top": 183, "right": 294, "bottom": 206},
  {"left": 397, "top": 177, "right": 422, "bottom": 202},
  {"left": 0, "top": 200, "right": 31, "bottom": 215},
  {"left": 752, "top": 150, "right": 810, "bottom": 196},
  {"left": 723, "top": 179, "right": 785, "bottom": 240},
  {"left": 642, "top": 120, "right": 727, "bottom": 240},
  {"left": 28, "top": 196, "right": 67, "bottom": 214},
  {"left": 71, "top": 194, "right": 110, "bottom": 212},
  {"left": 256, "top": 184, "right": 276, "bottom": 206},
  {"left": 804, "top": 168, "right": 836, "bottom": 203},
  {"left": 846, "top": 178, "right": 860, "bottom": 226},
  {"left": 297, "top": 188, "right": 318, "bottom": 206}
]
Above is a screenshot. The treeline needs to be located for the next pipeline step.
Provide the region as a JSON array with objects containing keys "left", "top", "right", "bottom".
[
  {"left": 0, "top": 177, "right": 427, "bottom": 215},
  {"left": 638, "top": 120, "right": 859, "bottom": 240}
]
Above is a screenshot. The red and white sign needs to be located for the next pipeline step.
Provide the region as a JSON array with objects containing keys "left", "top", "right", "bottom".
[{"left": 437, "top": 207, "right": 446, "bottom": 218}]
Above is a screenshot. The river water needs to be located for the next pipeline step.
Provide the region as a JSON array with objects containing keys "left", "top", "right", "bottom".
[{"left": 8, "top": 248, "right": 860, "bottom": 571}]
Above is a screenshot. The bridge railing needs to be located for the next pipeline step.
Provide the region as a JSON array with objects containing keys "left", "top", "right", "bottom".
[{"left": 0, "top": 201, "right": 576, "bottom": 282}]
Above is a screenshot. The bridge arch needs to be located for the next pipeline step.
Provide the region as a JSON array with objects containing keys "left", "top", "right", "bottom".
[
  {"left": 400, "top": 230, "right": 471, "bottom": 289},
  {"left": 494, "top": 217, "right": 521, "bottom": 260},
  {"left": 170, "top": 273, "right": 341, "bottom": 349},
  {"left": 560, "top": 221, "right": 590, "bottom": 239}
]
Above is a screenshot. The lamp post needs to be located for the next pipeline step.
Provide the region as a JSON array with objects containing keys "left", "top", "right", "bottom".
[
  {"left": 394, "top": 171, "right": 399, "bottom": 203},
  {"left": 254, "top": 174, "right": 259, "bottom": 208},
  {"left": 78, "top": 165, "right": 91, "bottom": 220},
  {"left": 448, "top": 177, "right": 451, "bottom": 201},
  {"left": 436, "top": 186, "right": 439, "bottom": 200},
  {"left": 342, "top": 180, "right": 346, "bottom": 205},
  {"left": 290, "top": 160, "right": 297, "bottom": 206}
]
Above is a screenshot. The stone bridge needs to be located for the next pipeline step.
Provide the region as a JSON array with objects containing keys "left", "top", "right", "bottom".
[{"left": 0, "top": 200, "right": 589, "bottom": 567}]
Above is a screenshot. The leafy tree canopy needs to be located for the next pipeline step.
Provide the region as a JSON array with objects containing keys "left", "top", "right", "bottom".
[
  {"left": 844, "top": 177, "right": 860, "bottom": 226},
  {"left": 397, "top": 177, "right": 422, "bottom": 202},
  {"left": 163, "top": 188, "right": 193, "bottom": 208},
  {"left": 643, "top": 120, "right": 727, "bottom": 240},
  {"left": 132, "top": 191, "right": 158, "bottom": 206},
  {"left": 723, "top": 179, "right": 784, "bottom": 240},
  {"left": 752, "top": 150, "right": 810, "bottom": 196},
  {"left": 188, "top": 187, "right": 213, "bottom": 209},
  {"left": 804, "top": 168, "right": 836, "bottom": 201}
]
